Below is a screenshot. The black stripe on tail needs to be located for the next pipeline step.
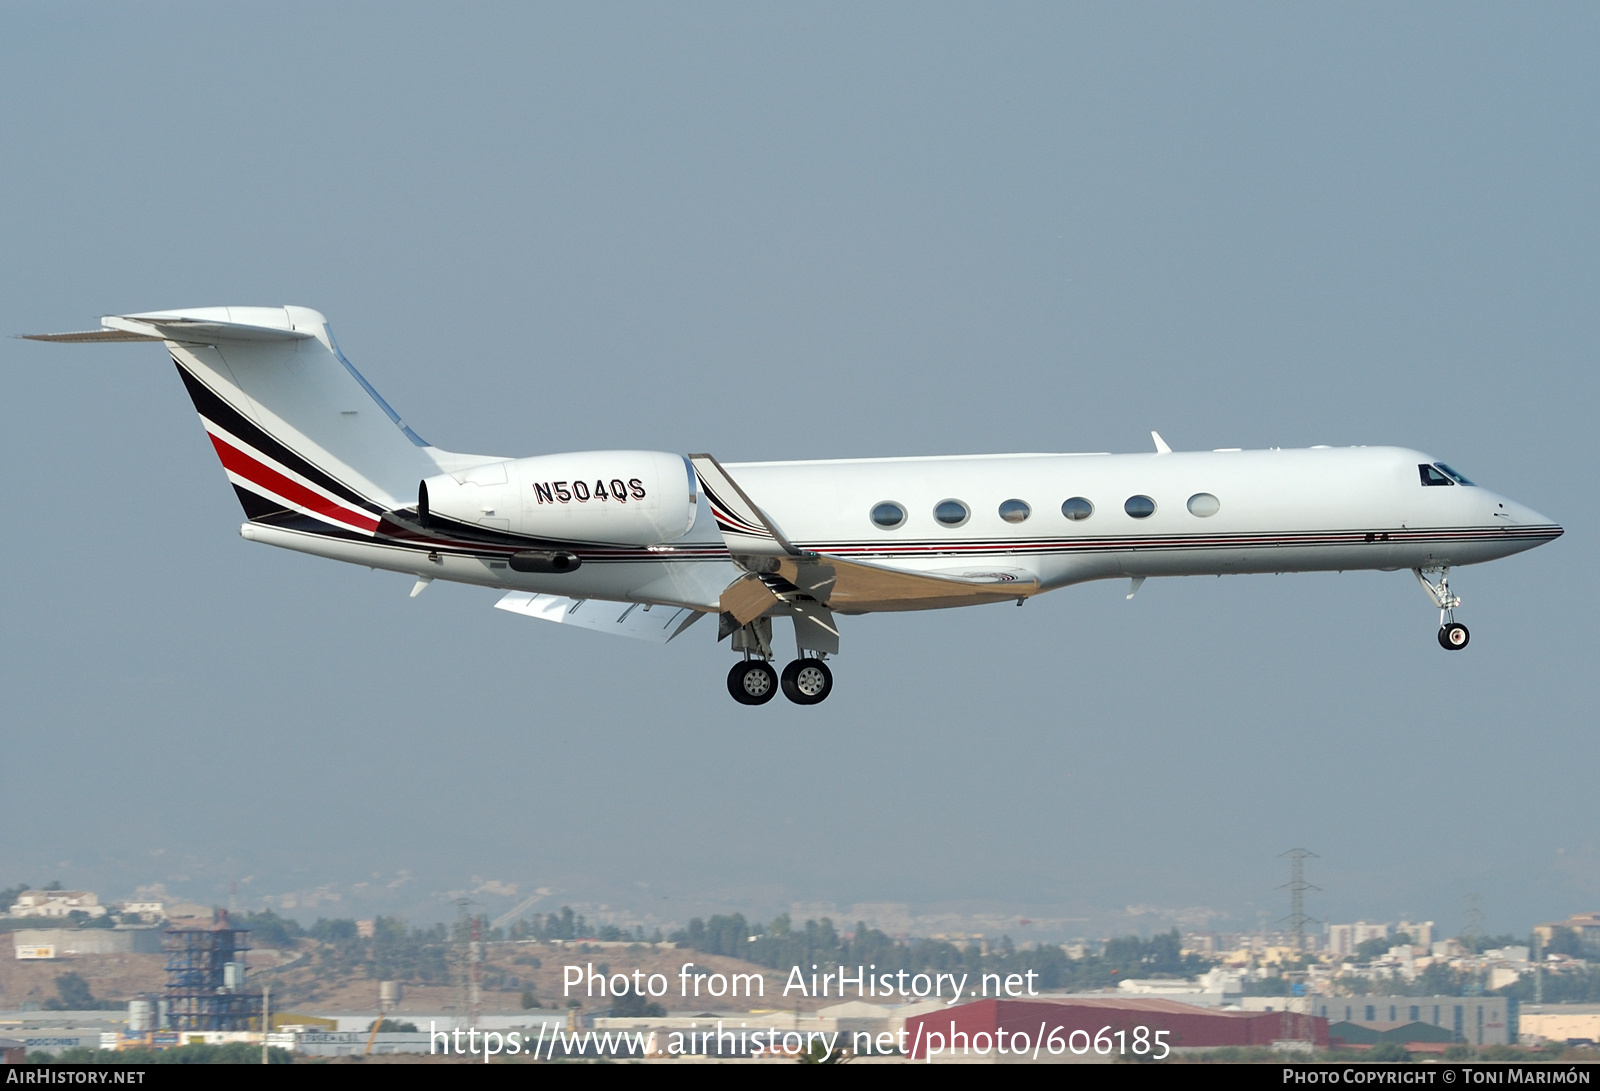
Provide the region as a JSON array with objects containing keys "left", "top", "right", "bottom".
[{"left": 172, "top": 358, "right": 385, "bottom": 515}]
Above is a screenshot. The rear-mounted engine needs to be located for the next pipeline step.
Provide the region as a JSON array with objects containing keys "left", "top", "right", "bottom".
[{"left": 418, "top": 450, "right": 695, "bottom": 546}]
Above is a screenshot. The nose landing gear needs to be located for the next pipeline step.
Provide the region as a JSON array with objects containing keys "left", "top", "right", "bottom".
[{"left": 1415, "top": 567, "right": 1469, "bottom": 651}]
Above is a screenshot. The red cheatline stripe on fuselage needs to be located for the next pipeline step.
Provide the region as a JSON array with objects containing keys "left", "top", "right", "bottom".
[
  {"left": 208, "top": 431, "right": 381, "bottom": 534},
  {"left": 797, "top": 524, "right": 1559, "bottom": 559},
  {"left": 252, "top": 516, "right": 1557, "bottom": 574},
  {"left": 377, "top": 522, "right": 1554, "bottom": 565}
]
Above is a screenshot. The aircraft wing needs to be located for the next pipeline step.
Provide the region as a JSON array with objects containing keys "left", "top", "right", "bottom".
[
  {"left": 692, "top": 453, "right": 1039, "bottom": 620},
  {"left": 495, "top": 592, "right": 704, "bottom": 642},
  {"left": 735, "top": 554, "right": 1039, "bottom": 617}
]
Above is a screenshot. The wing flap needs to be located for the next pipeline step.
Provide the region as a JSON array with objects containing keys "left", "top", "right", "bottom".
[
  {"left": 719, "top": 574, "right": 782, "bottom": 626},
  {"left": 773, "top": 554, "right": 1038, "bottom": 612},
  {"left": 495, "top": 592, "right": 704, "bottom": 643}
]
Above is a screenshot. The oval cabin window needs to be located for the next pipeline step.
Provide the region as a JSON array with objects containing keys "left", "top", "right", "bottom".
[
  {"left": 1061, "top": 497, "right": 1094, "bottom": 521},
  {"left": 870, "top": 502, "right": 907, "bottom": 529}
]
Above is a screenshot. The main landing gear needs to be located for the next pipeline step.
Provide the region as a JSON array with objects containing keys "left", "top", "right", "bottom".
[
  {"left": 727, "top": 660, "right": 778, "bottom": 704},
  {"left": 726, "top": 657, "right": 834, "bottom": 706},
  {"left": 1415, "top": 567, "right": 1469, "bottom": 651},
  {"left": 781, "top": 658, "right": 833, "bottom": 705},
  {"left": 725, "top": 614, "right": 837, "bottom": 705}
]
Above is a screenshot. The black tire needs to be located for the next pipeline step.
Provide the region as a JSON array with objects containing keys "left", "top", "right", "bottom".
[
  {"left": 780, "top": 659, "right": 834, "bottom": 705},
  {"left": 727, "top": 661, "right": 778, "bottom": 705},
  {"left": 1438, "top": 623, "right": 1470, "bottom": 650}
]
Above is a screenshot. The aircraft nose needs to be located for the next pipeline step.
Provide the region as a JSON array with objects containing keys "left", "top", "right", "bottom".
[{"left": 1494, "top": 495, "right": 1560, "bottom": 534}]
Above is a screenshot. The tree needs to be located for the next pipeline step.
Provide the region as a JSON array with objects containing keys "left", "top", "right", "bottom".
[
  {"left": 539, "top": 907, "right": 587, "bottom": 941},
  {"left": 239, "top": 910, "right": 303, "bottom": 949},
  {"left": 1245, "top": 976, "right": 1293, "bottom": 996},
  {"left": 1354, "top": 933, "right": 1412, "bottom": 963},
  {"left": 1413, "top": 962, "right": 1464, "bottom": 996},
  {"left": 1102, "top": 930, "right": 1190, "bottom": 977},
  {"left": 367, "top": 1018, "right": 417, "bottom": 1033},
  {"left": 44, "top": 972, "right": 110, "bottom": 1010},
  {"left": 1543, "top": 928, "right": 1586, "bottom": 958},
  {"left": 799, "top": 1039, "right": 850, "bottom": 1063},
  {"left": 610, "top": 991, "right": 665, "bottom": 1018},
  {"left": 309, "top": 918, "right": 358, "bottom": 943}
]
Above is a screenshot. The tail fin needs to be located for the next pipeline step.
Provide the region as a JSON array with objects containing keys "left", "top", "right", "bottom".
[{"left": 29, "top": 306, "right": 467, "bottom": 536}]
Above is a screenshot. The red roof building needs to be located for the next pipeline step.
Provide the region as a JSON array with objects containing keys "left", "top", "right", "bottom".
[{"left": 905, "top": 997, "right": 1328, "bottom": 1060}]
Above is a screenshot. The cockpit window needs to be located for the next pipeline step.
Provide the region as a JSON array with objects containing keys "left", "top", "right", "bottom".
[
  {"left": 1434, "top": 463, "right": 1475, "bottom": 486},
  {"left": 1419, "top": 464, "right": 1454, "bottom": 487}
]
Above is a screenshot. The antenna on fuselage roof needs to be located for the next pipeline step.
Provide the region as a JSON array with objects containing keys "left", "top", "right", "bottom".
[{"left": 1151, "top": 431, "right": 1172, "bottom": 454}]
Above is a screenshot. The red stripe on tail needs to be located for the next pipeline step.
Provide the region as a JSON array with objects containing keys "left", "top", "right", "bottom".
[{"left": 208, "top": 433, "right": 381, "bottom": 533}]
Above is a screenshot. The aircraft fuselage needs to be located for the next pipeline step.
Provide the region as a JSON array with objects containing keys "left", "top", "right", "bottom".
[{"left": 246, "top": 444, "right": 1558, "bottom": 612}]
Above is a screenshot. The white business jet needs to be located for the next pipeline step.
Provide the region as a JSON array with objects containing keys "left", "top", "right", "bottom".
[{"left": 29, "top": 307, "right": 1562, "bottom": 706}]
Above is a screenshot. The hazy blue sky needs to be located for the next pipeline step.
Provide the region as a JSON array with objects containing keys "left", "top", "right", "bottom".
[{"left": 2, "top": 3, "right": 1595, "bottom": 940}]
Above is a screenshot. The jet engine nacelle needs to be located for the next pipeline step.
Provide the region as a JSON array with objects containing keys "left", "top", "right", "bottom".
[{"left": 420, "top": 450, "right": 696, "bottom": 545}]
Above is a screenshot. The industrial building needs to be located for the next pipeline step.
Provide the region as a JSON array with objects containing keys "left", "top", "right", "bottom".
[
  {"left": 905, "top": 997, "right": 1327, "bottom": 1060},
  {"left": 1516, "top": 1003, "right": 1600, "bottom": 1046},
  {"left": 1310, "top": 995, "right": 1512, "bottom": 1047},
  {"left": 1327, "top": 1020, "right": 1456, "bottom": 1050},
  {"left": 12, "top": 927, "right": 164, "bottom": 958}
]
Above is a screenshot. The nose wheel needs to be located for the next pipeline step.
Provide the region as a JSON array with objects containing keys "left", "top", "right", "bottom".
[{"left": 1415, "top": 567, "right": 1470, "bottom": 652}]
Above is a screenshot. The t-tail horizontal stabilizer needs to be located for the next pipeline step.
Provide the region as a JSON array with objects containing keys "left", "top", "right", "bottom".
[{"left": 495, "top": 592, "right": 704, "bottom": 643}]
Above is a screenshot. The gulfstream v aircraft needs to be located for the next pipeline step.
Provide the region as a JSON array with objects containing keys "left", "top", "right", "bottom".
[{"left": 29, "top": 307, "right": 1562, "bottom": 706}]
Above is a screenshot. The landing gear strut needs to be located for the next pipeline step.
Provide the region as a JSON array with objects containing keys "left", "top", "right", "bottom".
[{"left": 1415, "top": 567, "right": 1469, "bottom": 651}]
